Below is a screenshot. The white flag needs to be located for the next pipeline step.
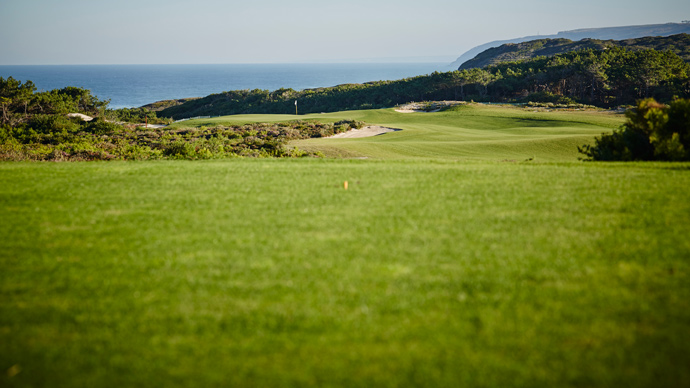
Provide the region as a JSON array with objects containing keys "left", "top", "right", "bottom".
[{"left": 295, "top": 100, "right": 297, "bottom": 106}]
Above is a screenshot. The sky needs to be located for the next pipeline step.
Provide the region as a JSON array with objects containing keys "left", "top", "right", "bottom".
[{"left": 1, "top": 0, "right": 689, "bottom": 65}]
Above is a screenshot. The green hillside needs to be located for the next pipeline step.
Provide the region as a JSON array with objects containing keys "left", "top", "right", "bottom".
[
  {"left": 459, "top": 33, "right": 690, "bottom": 69},
  {"left": 450, "top": 22, "right": 690, "bottom": 68}
]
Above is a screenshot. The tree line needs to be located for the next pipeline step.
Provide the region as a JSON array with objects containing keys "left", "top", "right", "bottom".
[
  {"left": 1, "top": 78, "right": 107, "bottom": 127},
  {"left": 158, "top": 47, "right": 690, "bottom": 119},
  {"left": 0, "top": 77, "right": 170, "bottom": 131}
]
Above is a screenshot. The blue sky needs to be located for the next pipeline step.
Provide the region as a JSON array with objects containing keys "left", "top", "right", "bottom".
[{"left": 1, "top": 0, "right": 688, "bottom": 65}]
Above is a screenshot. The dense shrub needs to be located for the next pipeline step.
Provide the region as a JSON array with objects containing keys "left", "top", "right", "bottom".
[
  {"left": 108, "top": 107, "right": 169, "bottom": 124},
  {"left": 82, "top": 118, "right": 122, "bottom": 135},
  {"left": 29, "top": 114, "right": 82, "bottom": 135},
  {"left": 163, "top": 141, "right": 196, "bottom": 158},
  {"left": 522, "top": 91, "right": 577, "bottom": 105},
  {"left": 579, "top": 98, "right": 690, "bottom": 161}
]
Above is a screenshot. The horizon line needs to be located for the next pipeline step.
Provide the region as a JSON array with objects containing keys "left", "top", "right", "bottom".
[
  {"left": 0, "top": 62, "right": 456, "bottom": 66},
  {"left": 0, "top": 58, "right": 459, "bottom": 67}
]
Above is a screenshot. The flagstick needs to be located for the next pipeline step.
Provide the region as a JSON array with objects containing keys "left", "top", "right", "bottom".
[{"left": 295, "top": 100, "right": 298, "bottom": 115}]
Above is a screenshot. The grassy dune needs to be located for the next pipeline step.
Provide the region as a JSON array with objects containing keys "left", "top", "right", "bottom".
[{"left": 2, "top": 106, "right": 689, "bottom": 387}]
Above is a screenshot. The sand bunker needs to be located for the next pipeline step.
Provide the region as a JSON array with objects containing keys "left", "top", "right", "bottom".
[
  {"left": 327, "top": 126, "right": 401, "bottom": 138},
  {"left": 67, "top": 113, "right": 94, "bottom": 121},
  {"left": 395, "top": 108, "right": 439, "bottom": 113}
]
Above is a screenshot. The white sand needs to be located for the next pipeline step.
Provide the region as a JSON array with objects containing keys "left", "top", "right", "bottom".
[
  {"left": 395, "top": 108, "right": 440, "bottom": 113},
  {"left": 134, "top": 124, "right": 168, "bottom": 129},
  {"left": 327, "top": 125, "right": 401, "bottom": 138},
  {"left": 67, "top": 113, "right": 94, "bottom": 121}
]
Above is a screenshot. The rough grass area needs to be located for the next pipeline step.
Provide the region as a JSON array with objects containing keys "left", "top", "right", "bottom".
[{"left": 1, "top": 159, "right": 689, "bottom": 387}]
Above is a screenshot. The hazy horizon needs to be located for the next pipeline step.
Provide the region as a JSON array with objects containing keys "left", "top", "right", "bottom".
[
  {"left": 0, "top": 58, "right": 457, "bottom": 67},
  {"left": 1, "top": 0, "right": 689, "bottom": 66}
]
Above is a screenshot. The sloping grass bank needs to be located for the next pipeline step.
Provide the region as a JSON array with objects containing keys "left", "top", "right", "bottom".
[{"left": 1, "top": 159, "right": 689, "bottom": 387}]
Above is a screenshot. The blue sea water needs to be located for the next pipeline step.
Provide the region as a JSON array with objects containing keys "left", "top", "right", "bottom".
[{"left": 0, "top": 63, "right": 450, "bottom": 109}]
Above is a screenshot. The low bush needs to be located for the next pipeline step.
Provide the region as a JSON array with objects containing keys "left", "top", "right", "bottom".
[
  {"left": 523, "top": 91, "right": 577, "bottom": 105},
  {"left": 579, "top": 98, "right": 690, "bottom": 161},
  {"left": 0, "top": 119, "right": 364, "bottom": 161},
  {"left": 108, "top": 107, "right": 170, "bottom": 124},
  {"left": 82, "top": 118, "right": 122, "bottom": 135}
]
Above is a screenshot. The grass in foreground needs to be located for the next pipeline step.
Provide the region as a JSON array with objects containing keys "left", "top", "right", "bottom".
[{"left": 1, "top": 159, "right": 689, "bottom": 387}]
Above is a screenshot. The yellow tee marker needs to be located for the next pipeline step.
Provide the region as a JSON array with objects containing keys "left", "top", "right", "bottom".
[{"left": 344, "top": 181, "right": 349, "bottom": 190}]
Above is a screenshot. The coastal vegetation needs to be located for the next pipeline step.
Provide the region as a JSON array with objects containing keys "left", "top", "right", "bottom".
[
  {"left": 0, "top": 113, "right": 363, "bottom": 161},
  {"left": 0, "top": 78, "right": 107, "bottom": 127},
  {"left": 0, "top": 77, "right": 168, "bottom": 126},
  {"left": 108, "top": 107, "right": 171, "bottom": 125},
  {"left": 449, "top": 21, "right": 690, "bottom": 68},
  {"left": 158, "top": 47, "right": 690, "bottom": 119},
  {"left": 0, "top": 76, "right": 369, "bottom": 160},
  {"left": 458, "top": 33, "right": 690, "bottom": 69}
]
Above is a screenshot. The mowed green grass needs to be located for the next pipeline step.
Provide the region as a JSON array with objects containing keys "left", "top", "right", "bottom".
[
  {"left": 2, "top": 158, "right": 690, "bottom": 387},
  {"left": 2, "top": 106, "right": 689, "bottom": 387},
  {"left": 175, "top": 104, "right": 625, "bottom": 161}
]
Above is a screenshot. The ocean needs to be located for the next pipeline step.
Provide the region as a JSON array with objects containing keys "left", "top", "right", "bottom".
[{"left": 0, "top": 63, "right": 450, "bottom": 109}]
